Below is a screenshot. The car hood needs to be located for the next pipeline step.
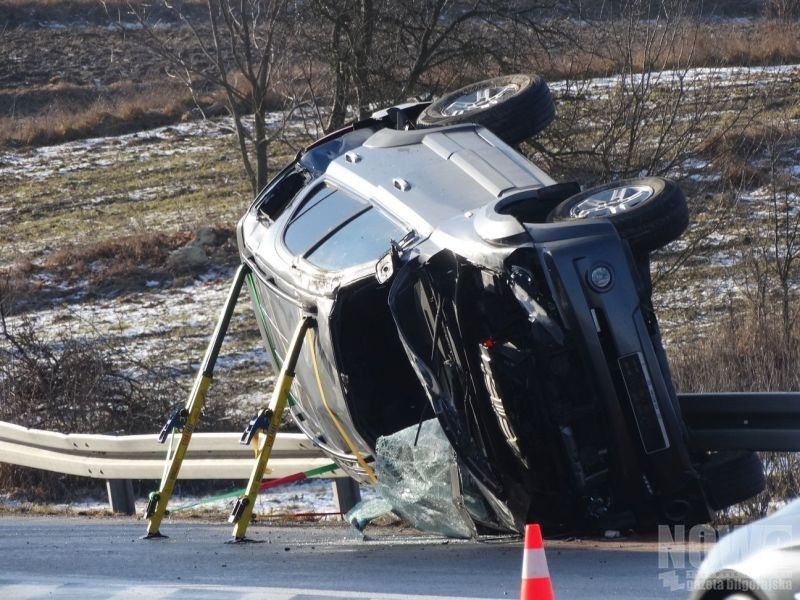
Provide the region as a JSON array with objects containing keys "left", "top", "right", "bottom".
[{"left": 693, "top": 498, "right": 800, "bottom": 598}]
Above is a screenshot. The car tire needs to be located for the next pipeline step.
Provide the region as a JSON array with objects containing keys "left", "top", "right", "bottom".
[
  {"left": 701, "top": 451, "right": 765, "bottom": 511},
  {"left": 547, "top": 177, "right": 689, "bottom": 254},
  {"left": 415, "top": 74, "right": 555, "bottom": 146}
]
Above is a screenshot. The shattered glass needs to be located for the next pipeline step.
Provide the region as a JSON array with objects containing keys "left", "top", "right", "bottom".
[
  {"left": 345, "top": 497, "right": 393, "bottom": 532},
  {"left": 347, "top": 419, "right": 479, "bottom": 538}
]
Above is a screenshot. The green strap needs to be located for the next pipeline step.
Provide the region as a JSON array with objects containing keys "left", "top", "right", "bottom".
[
  {"left": 168, "top": 463, "right": 340, "bottom": 513},
  {"left": 245, "top": 272, "right": 298, "bottom": 407},
  {"left": 303, "top": 463, "right": 341, "bottom": 478}
]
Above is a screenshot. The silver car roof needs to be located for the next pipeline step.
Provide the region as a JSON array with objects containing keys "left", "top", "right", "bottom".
[{"left": 324, "top": 124, "right": 556, "bottom": 238}]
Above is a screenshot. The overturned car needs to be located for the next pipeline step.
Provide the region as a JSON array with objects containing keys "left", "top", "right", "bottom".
[{"left": 236, "top": 75, "right": 772, "bottom": 533}]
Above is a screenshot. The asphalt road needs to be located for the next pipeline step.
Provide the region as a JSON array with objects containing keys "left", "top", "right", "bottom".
[{"left": 0, "top": 516, "right": 694, "bottom": 599}]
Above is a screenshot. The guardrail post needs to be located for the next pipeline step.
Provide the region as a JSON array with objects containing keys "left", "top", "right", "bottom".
[
  {"left": 332, "top": 477, "right": 361, "bottom": 516},
  {"left": 106, "top": 479, "right": 135, "bottom": 515}
]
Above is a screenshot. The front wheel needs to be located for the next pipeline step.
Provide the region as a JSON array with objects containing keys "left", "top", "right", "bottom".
[{"left": 546, "top": 177, "right": 689, "bottom": 254}]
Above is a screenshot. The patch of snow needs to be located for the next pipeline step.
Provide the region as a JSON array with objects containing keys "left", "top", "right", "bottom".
[
  {"left": 4, "top": 270, "right": 269, "bottom": 372},
  {"left": 548, "top": 63, "right": 800, "bottom": 102},
  {"left": 0, "top": 478, "right": 379, "bottom": 519},
  {"left": 707, "top": 252, "right": 739, "bottom": 268},
  {"left": 689, "top": 173, "right": 721, "bottom": 183},
  {"left": 706, "top": 232, "right": 737, "bottom": 245},
  {"left": 681, "top": 158, "right": 709, "bottom": 171}
]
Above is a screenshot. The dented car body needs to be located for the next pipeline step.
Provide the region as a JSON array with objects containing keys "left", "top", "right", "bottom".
[{"left": 237, "top": 84, "right": 796, "bottom": 533}]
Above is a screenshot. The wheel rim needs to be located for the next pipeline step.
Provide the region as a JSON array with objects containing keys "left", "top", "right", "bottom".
[
  {"left": 569, "top": 185, "right": 654, "bottom": 219},
  {"left": 441, "top": 83, "right": 519, "bottom": 116}
]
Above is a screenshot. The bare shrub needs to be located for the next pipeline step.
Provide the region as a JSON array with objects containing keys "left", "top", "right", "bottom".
[
  {"left": 0, "top": 320, "right": 174, "bottom": 433},
  {"left": 0, "top": 306, "right": 182, "bottom": 500},
  {"left": 724, "top": 115, "right": 800, "bottom": 342},
  {"left": 529, "top": 0, "right": 757, "bottom": 185},
  {"left": 764, "top": 0, "right": 800, "bottom": 20},
  {"left": 0, "top": 293, "right": 241, "bottom": 499},
  {"left": 666, "top": 105, "right": 800, "bottom": 519},
  {"left": 516, "top": 0, "right": 800, "bottom": 307}
]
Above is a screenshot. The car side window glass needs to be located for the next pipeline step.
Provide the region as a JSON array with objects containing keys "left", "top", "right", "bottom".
[
  {"left": 257, "top": 167, "right": 308, "bottom": 220},
  {"left": 283, "top": 186, "right": 367, "bottom": 256},
  {"left": 305, "top": 207, "right": 405, "bottom": 270}
]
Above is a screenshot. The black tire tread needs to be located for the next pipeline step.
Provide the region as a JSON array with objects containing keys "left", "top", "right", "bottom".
[
  {"left": 547, "top": 177, "right": 689, "bottom": 254},
  {"left": 701, "top": 451, "right": 765, "bottom": 511},
  {"left": 416, "top": 74, "right": 555, "bottom": 146}
]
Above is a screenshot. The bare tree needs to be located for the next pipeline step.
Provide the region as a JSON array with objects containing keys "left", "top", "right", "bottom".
[
  {"left": 764, "top": 0, "right": 800, "bottom": 20},
  {"left": 529, "top": 0, "right": 750, "bottom": 183},
  {"left": 301, "top": 0, "right": 561, "bottom": 132},
  {"left": 734, "top": 117, "right": 800, "bottom": 342},
  {"left": 120, "top": 0, "right": 296, "bottom": 194},
  {"left": 518, "top": 0, "right": 766, "bottom": 292}
]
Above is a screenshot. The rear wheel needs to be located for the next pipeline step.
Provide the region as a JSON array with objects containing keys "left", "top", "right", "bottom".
[
  {"left": 416, "top": 74, "right": 555, "bottom": 146},
  {"left": 547, "top": 177, "right": 689, "bottom": 253},
  {"left": 701, "top": 451, "right": 765, "bottom": 511}
]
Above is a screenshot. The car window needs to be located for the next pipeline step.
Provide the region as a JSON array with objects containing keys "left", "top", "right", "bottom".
[
  {"left": 305, "top": 207, "right": 406, "bottom": 270},
  {"left": 283, "top": 186, "right": 368, "bottom": 256},
  {"left": 257, "top": 165, "right": 309, "bottom": 221}
]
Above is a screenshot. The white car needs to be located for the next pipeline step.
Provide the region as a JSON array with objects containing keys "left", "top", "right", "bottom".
[{"left": 692, "top": 499, "right": 800, "bottom": 600}]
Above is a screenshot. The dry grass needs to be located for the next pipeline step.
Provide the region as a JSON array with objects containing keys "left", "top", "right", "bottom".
[
  {"left": 0, "top": 82, "right": 229, "bottom": 148},
  {"left": 524, "top": 20, "right": 800, "bottom": 82},
  {"left": 44, "top": 230, "right": 192, "bottom": 277},
  {"left": 692, "top": 20, "right": 800, "bottom": 67},
  {"left": 45, "top": 225, "right": 237, "bottom": 275},
  {"left": 0, "top": 226, "right": 240, "bottom": 314},
  {"left": 672, "top": 317, "right": 800, "bottom": 394},
  {"left": 696, "top": 115, "right": 800, "bottom": 188},
  {"left": 1, "top": 230, "right": 192, "bottom": 302},
  {"left": 2, "top": 19, "right": 800, "bottom": 150}
]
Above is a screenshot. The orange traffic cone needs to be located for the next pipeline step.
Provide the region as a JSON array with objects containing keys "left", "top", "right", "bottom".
[{"left": 520, "top": 523, "right": 555, "bottom": 600}]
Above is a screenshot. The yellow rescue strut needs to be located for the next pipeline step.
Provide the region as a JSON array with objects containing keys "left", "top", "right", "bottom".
[
  {"left": 144, "top": 263, "right": 376, "bottom": 542},
  {"left": 144, "top": 263, "right": 250, "bottom": 538},
  {"left": 228, "top": 315, "right": 314, "bottom": 541}
]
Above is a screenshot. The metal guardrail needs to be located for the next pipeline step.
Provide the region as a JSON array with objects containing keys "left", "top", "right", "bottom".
[
  {"left": 0, "top": 421, "right": 338, "bottom": 480},
  {"left": 0, "top": 420, "right": 363, "bottom": 517}
]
